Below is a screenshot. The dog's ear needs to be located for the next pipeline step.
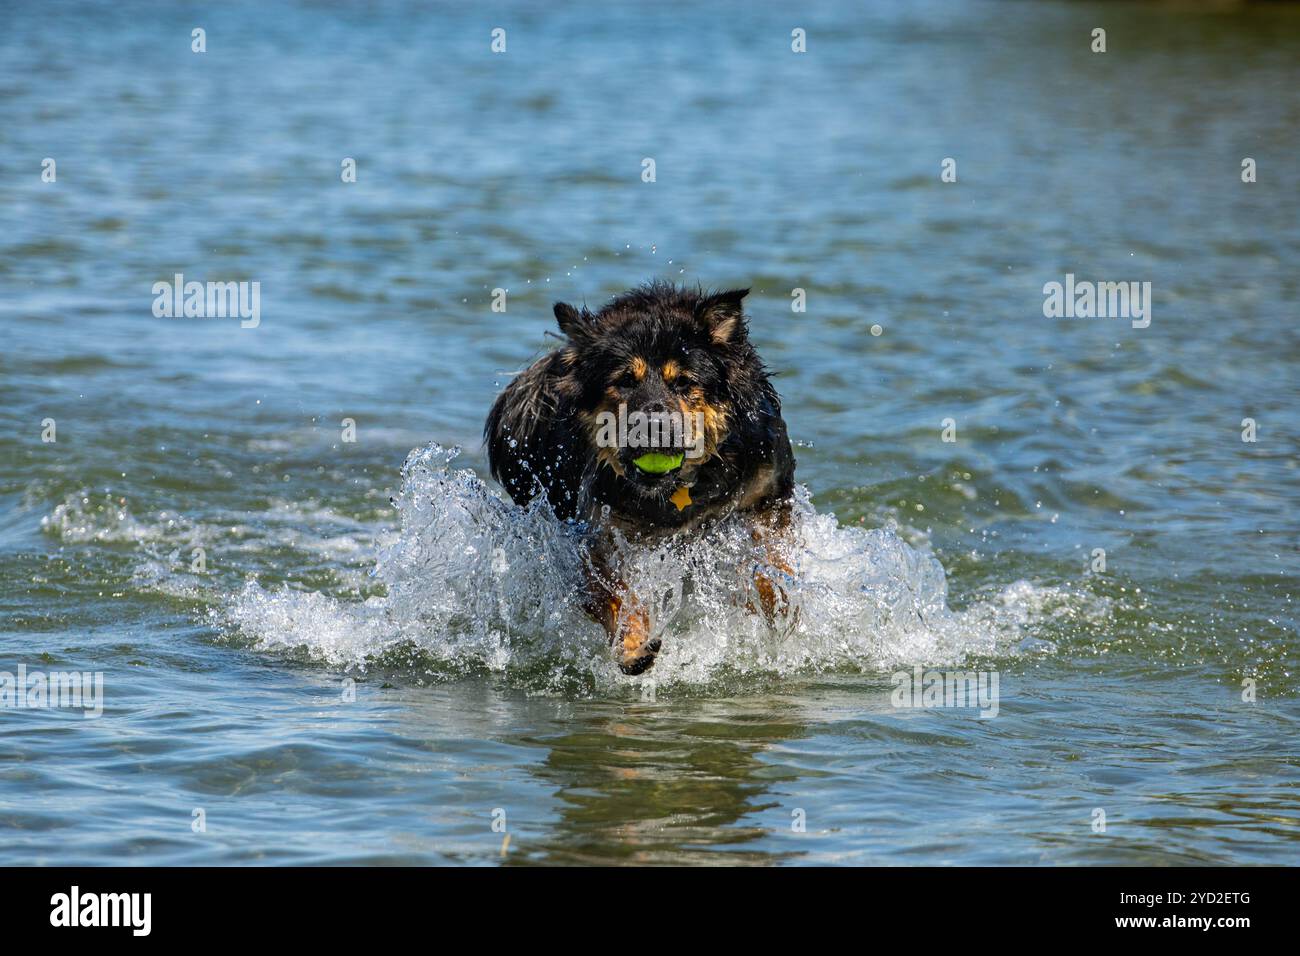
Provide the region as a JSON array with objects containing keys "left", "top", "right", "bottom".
[
  {"left": 554, "top": 302, "right": 594, "bottom": 341},
  {"left": 695, "top": 288, "right": 749, "bottom": 345}
]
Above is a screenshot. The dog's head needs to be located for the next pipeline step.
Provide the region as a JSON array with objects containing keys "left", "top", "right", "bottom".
[{"left": 554, "top": 283, "right": 757, "bottom": 497}]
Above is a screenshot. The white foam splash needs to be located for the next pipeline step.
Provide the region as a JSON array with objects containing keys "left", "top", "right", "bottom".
[
  {"left": 41, "top": 492, "right": 186, "bottom": 545},
  {"left": 41, "top": 489, "right": 388, "bottom": 601},
  {"left": 226, "top": 443, "right": 1078, "bottom": 692}
]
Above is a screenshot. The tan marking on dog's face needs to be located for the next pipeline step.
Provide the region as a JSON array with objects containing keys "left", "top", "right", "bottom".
[
  {"left": 608, "top": 357, "right": 648, "bottom": 390},
  {"left": 595, "top": 443, "right": 624, "bottom": 475},
  {"left": 581, "top": 391, "right": 627, "bottom": 476},
  {"left": 661, "top": 360, "right": 680, "bottom": 383},
  {"left": 679, "top": 387, "right": 730, "bottom": 463}
]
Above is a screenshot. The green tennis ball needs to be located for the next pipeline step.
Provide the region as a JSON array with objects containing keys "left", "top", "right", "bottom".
[{"left": 632, "top": 452, "right": 684, "bottom": 474}]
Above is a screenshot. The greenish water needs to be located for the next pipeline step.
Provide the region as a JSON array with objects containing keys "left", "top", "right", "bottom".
[{"left": 1, "top": 0, "right": 1298, "bottom": 865}]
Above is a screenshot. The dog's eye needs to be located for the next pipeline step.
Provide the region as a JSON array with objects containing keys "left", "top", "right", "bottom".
[{"left": 614, "top": 371, "right": 639, "bottom": 389}]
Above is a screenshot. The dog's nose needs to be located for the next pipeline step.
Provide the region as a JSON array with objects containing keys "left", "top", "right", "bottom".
[{"left": 642, "top": 401, "right": 668, "bottom": 417}]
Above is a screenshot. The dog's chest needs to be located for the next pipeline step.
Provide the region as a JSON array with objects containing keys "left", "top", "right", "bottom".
[{"left": 595, "top": 459, "right": 775, "bottom": 532}]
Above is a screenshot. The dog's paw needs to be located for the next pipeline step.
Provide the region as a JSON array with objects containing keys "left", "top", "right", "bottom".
[
  {"left": 614, "top": 604, "right": 659, "bottom": 675},
  {"left": 618, "top": 638, "right": 662, "bottom": 676}
]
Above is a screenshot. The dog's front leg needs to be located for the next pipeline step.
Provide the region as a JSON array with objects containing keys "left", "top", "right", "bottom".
[
  {"left": 581, "top": 542, "right": 660, "bottom": 675},
  {"left": 750, "top": 502, "right": 797, "bottom": 625}
]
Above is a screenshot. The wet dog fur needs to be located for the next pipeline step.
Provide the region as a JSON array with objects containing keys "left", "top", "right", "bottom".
[{"left": 485, "top": 282, "right": 796, "bottom": 673}]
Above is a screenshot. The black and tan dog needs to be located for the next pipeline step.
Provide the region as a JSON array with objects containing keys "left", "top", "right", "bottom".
[{"left": 485, "top": 282, "right": 796, "bottom": 674}]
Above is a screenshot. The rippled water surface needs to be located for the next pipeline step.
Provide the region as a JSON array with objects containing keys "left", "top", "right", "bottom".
[{"left": 2, "top": 0, "right": 1298, "bottom": 865}]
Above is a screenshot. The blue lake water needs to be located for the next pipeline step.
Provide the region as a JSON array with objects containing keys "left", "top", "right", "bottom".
[{"left": 1, "top": 0, "right": 1298, "bottom": 864}]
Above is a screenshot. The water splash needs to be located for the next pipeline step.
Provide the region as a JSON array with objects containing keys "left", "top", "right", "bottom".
[
  {"left": 41, "top": 491, "right": 185, "bottom": 545},
  {"left": 226, "top": 443, "right": 1083, "bottom": 692}
]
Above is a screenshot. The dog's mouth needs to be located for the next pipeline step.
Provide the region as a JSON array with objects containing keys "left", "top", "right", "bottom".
[
  {"left": 621, "top": 448, "right": 688, "bottom": 489},
  {"left": 632, "top": 452, "right": 684, "bottom": 475}
]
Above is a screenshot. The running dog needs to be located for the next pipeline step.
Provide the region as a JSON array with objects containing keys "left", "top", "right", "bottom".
[{"left": 485, "top": 282, "right": 796, "bottom": 673}]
